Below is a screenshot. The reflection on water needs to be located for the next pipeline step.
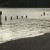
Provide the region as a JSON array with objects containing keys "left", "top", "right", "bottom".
[{"left": 0, "top": 18, "right": 50, "bottom": 43}]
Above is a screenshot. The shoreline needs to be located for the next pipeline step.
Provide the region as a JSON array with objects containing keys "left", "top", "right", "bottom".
[{"left": 0, "top": 33, "right": 50, "bottom": 50}]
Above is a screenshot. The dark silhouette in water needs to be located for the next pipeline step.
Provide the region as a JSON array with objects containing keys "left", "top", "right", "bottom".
[
  {"left": 21, "top": 16, "right": 23, "bottom": 19},
  {"left": 41, "top": 14, "right": 42, "bottom": 16},
  {"left": 26, "top": 15, "right": 27, "bottom": 18},
  {"left": 47, "top": 14, "right": 49, "bottom": 16},
  {"left": 43, "top": 12, "right": 45, "bottom": 16},
  {"left": 5, "top": 16, "right": 7, "bottom": 21},
  {"left": 10, "top": 16, "right": 12, "bottom": 20},
  {"left": 16, "top": 16, "right": 18, "bottom": 19},
  {"left": 0, "top": 11, "right": 2, "bottom": 25}
]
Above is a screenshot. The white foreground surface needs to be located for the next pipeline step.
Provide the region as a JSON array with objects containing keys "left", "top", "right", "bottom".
[{"left": 0, "top": 19, "right": 50, "bottom": 43}]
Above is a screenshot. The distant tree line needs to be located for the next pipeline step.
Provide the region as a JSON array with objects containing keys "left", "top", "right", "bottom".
[{"left": 0, "top": 0, "right": 50, "bottom": 7}]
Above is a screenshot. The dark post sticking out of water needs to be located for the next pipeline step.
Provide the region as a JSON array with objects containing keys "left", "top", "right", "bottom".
[
  {"left": 0, "top": 11, "right": 2, "bottom": 25},
  {"left": 10, "top": 16, "right": 12, "bottom": 20},
  {"left": 21, "top": 16, "right": 23, "bottom": 19},
  {"left": 43, "top": 12, "right": 45, "bottom": 16},
  {"left": 5, "top": 16, "right": 7, "bottom": 21},
  {"left": 41, "top": 14, "right": 42, "bottom": 16},
  {"left": 26, "top": 15, "right": 27, "bottom": 18},
  {"left": 16, "top": 16, "right": 18, "bottom": 19},
  {"left": 47, "top": 14, "right": 48, "bottom": 15}
]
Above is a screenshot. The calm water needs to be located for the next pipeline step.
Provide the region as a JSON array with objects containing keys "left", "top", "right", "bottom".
[{"left": 0, "top": 8, "right": 50, "bottom": 43}]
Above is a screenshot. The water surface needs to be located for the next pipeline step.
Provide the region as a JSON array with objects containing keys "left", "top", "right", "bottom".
[{"left": 0, "top": 8, "right": 50, "bottom": 43}]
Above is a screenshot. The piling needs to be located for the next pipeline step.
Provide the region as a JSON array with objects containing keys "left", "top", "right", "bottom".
[
  {"left": 21, "top": 16, "right": 23, "bottom": 19},
  {"left": 43, "top": 12, "right": 45, "bottom": 16},
  {"left": 10, "top": 16, "right": 12, "bottom": 20},
  {"left": 47, "top": 14, "right": 48, "bottom": 15},
  {"left": 0, "top": 11, "right": 2, "bottom": 25},
  {"left": 26, "top": 15, "right": 27, "bottom": 18},
  {"left": 5, "top": 16, "right": 7, "bottom": 21},
  {"left": 41, "top": 14, "right": 42, "bottom": 16},
  {"left": 16, "top": 16, "right": 18, "bottom": 19}
]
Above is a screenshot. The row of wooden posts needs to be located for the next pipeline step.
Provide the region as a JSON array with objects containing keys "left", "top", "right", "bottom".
[
  {"left": 4, "top": 12, "right": 46, "bottom": 21},
  {"left": 0, "top": 11, "right": 28, "bottom": 25},
  {"left": 5, "top": 15, "right": 27, "bottom": 21},
  {"left": 0, "top": 11, "right": 47, "bottom": 25}
]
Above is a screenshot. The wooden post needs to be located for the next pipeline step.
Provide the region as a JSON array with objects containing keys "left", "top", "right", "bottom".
[
  {"left": 0, "top": 11, "right": 2, "bottom": 25},
  {"left": 47, "top": 14, "right": 48, "bottom": 15},
  {"left": 21, "top": 16, "right": 23, "bottom": 19},
  {"left": 26, "top": 15, "right": 27, "bottom": 18},
  {"left": 10, "top": 16, "right": 12, "bottom": 20},
  {"left": 5, "top": 16, "right": 7, "bottom": 21},
  {"left": 16, "top": 16, "right": 18, "bottom": 19},
  {"left": 41, "top": 14, "right": 42, "bottom": 16},
  {"left": 43, "top": 12, "right": 45, "bottom": 16}
]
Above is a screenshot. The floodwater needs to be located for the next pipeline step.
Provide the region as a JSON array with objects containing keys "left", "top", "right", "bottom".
[{"left": 0, "top": 8, "right": 50, "bottom": 43}]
